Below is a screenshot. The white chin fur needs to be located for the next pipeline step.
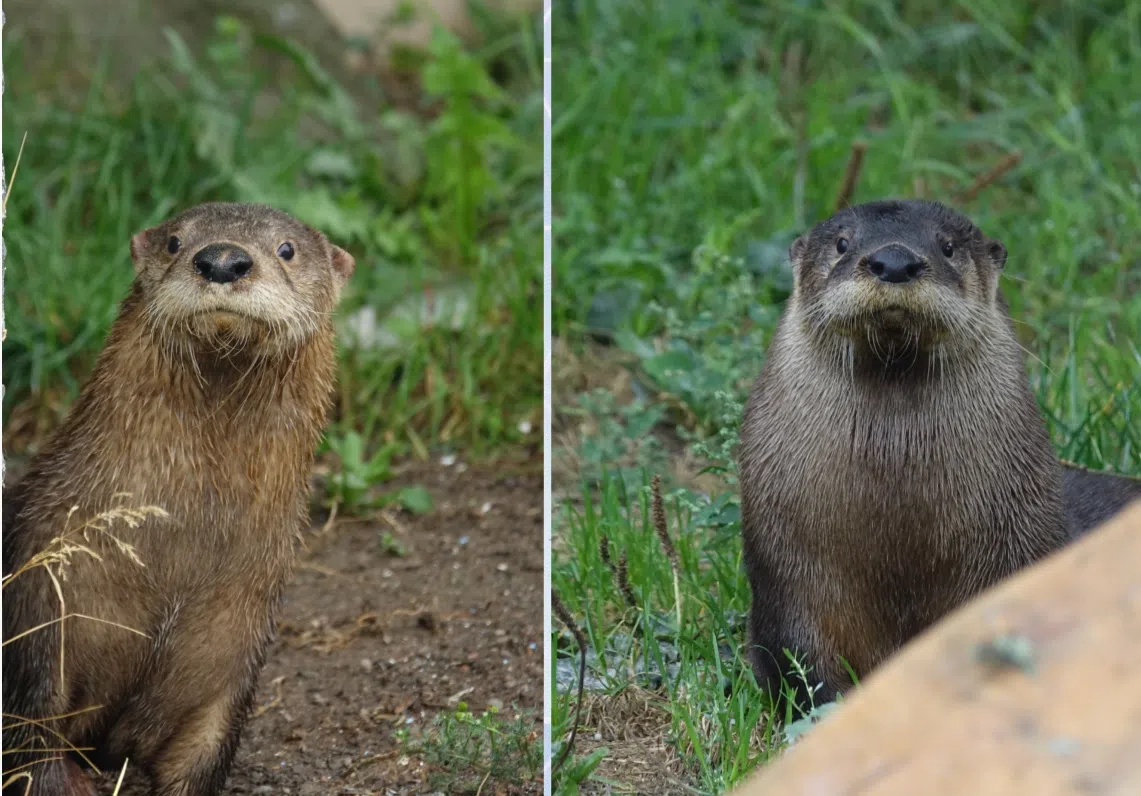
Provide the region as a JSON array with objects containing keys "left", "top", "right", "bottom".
[
  {"left": 148, "top": 281, "right": 318, "bottom": 347},
  {"left": 814, "top": 280, "right": 968, "bottom": 332}
]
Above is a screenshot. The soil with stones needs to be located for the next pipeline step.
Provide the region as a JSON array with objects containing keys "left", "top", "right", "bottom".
[{"left": 96, "top": 455, "right": 543, "bottom": 795}]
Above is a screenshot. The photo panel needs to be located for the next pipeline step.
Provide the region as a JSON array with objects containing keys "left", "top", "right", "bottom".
[
  {"left": 547, "top": 2, "right": 1141, "bottom": 793},
  {"left": 1, "top": 1, "right": 545, "bottom": 793}
]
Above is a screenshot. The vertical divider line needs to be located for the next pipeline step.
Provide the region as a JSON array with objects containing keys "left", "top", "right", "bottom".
[{"left": 542, "top": 0, "right": 553, "bottom": 794}]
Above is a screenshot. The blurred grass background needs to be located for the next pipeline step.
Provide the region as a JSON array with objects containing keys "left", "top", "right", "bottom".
[
  {"left": 550, "top": 1, "right": 1141, "bottom": 793},
  {"left": 2, "top": 6, "right": 543, "bottom": 463}
]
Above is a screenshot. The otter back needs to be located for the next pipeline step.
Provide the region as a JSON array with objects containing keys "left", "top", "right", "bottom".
[{"left": 1062, "top": 464, "right": 1141, "bottom": 538}]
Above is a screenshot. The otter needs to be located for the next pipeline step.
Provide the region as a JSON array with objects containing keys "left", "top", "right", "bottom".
[
  {"left": 738, "top": 199, "right": 1069, "bottom": 709},
  {"left": 2, "top": 203, "right": 354, "bottom": 796},
  {"left": 1062, "top": 463, "right": 1141, "bottom": 538}
]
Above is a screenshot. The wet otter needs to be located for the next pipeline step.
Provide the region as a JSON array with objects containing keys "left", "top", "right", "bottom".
[
  {"left": 2, "top": 203, "right": 355, "bottom": 795},
  {"left": 738, "top": 199, "right": 1068, "bottom": 708}
]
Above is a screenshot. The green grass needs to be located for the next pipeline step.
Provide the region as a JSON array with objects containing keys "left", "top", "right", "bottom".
[
  {"left": 397, "top": 702, "right": 542, "bottom": 793},
  {"left": 551, "top": 0, "right": 1141, "bottom": 792},
  {"left": 2, "top": 13, "right": 543, "bottom": 461}
]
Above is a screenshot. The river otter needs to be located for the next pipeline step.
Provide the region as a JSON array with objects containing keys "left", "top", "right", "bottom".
[
  {"left": 2, "top": 203, "right": 354, "bottom": 796},
  {"left": 738, "top": 199, "right": 1069, "bottom": 710},
  {"left": 1062, "top": 463, "right": 1141, "bottom": 538}
]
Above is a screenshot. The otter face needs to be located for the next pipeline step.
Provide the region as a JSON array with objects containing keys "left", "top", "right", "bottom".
[
  {"left": 129, "top": 203, "right": 355, "bottom": 350},
  {"left": 790, "top": 200, "right": 1007, "bottom": 356}
]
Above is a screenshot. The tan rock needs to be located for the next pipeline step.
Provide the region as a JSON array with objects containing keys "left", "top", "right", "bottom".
[
  {"left": 732, "top": 499, "right": 1141, "bottom": 796},
  {"left": 313, "top": 0, "right": 539, "bottom": 59}
]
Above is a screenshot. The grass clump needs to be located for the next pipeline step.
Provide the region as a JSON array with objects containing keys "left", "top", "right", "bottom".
[
  {"left": 397, "top": 702, "right": 542, "bottom": 794},
  {"left": 551, "top": 0, "right": 1141, "bottom": 792}
]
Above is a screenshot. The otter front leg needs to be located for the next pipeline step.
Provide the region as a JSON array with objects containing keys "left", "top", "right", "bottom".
[
  {"left": 746, "top": 605, "right": 843, "bottom": 717},
  {"left": 743, "top": 548, "right": 843, "bottom": 717},
  {"left": 145, "top": 671, "right": 260, "bottom": 796}
]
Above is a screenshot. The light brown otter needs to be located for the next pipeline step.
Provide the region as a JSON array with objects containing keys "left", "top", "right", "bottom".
[
  {"left": 2, "top": 203, "right": 354, "bottom": 796},
  {"left": 738, "top": 199, "right": 1068, "bottom": 710}
]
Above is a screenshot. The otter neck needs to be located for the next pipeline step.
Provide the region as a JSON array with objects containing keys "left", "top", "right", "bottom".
[
  {"left": 36, "top": 284, "right": 337, "bottom": 517},
  {"left": 806, "top": 319, "right": 1005, "bottom": 385},
  {"left": 111, "top": 283, "right": 337, "bottom": 423},
  {"left": 824, "top": 335, "right": 955, "bottom": 382}
]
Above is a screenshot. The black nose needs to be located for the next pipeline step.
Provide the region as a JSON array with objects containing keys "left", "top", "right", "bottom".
[
  {"left": 867, "top": 245, "right": 926, "bottom": 284},
  {"left": 193, "top": 244, "right": 253, "bottom": 284}
]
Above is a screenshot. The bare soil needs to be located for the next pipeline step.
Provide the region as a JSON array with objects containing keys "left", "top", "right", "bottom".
[{"left": 97, "top": 456, "right": 543, "bottom": 795}]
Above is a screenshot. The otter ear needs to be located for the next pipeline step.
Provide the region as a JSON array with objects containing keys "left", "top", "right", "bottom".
[
  {"left": 330, "top": 245, "right": 356, "bottom": 290},
  {"left": 789, "top": 234, "right": 808, "bottom": 263},
  {"left": 130, "top": 227, "right": 157, "bottom": 274},
  {"left": 987, "top": 239, "right": 1008, "bottom": 269}
]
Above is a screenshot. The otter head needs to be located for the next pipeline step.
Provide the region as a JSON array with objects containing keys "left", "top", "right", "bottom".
[
  {"left": 129, "top": 202, "right": 355, "bottom": 352},
  {"left": 789, "top": 199, "right": 1007, "bottom": 365}
]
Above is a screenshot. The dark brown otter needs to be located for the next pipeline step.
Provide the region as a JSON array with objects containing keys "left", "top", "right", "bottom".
[
  {"left": 738, "top": 199, "right": 1068, "bottom": 710},
  {"left": 1062, "top": 463, "right": 1141, "bottom": 538},
  {"left": 2, "top": 203, "right": 354, "bottom": 796}
]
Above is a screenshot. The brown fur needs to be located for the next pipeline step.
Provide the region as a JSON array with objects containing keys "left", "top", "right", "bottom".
[
  {"left": 738, "top": 199, "right": 1067, "bottom": 709},
  {"left": 2, "top": 203, "right": 354, "bottom": 796}
]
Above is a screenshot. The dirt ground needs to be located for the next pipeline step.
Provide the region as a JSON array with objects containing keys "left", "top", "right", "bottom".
[{"left": 92, "top": 456, "right": 543, "bottom": 795}]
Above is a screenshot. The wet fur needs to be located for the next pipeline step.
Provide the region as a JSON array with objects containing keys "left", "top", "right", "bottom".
[
  {"left": 738, "top": 199, "right": 1067, "bottom": 708},
  {"left": 2, "top": 204, "right": 352, "bottom": 796}
]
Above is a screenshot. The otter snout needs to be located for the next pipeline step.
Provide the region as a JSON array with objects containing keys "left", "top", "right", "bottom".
[
  {"left": 867, "top": 244, "right": 926, "bottom": 284},
  {"left": 193, "top": 243, "right": 254, "bottom": 284}
]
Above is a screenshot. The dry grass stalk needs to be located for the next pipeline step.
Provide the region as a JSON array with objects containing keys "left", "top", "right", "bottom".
[
  {"left": 833, "top": 140, "right": 868, "bottom": 212},
  {"left": 954, "top": 150, "right": 1023, "bottom": 204},
  {"left": 552, "top": 589, "right": 588, "bottom": 775},
  {"left": 2, "top": 498, "right": 164, "bottom": 788},
  {"left": 651, "top": 475, "right": 683, "bottom": 633},
  {"left": 615, "top": 551, "right": 637, "bottom": 610},
  {"left": 112, "top": 759, "right": 130, "bottom": 795}
]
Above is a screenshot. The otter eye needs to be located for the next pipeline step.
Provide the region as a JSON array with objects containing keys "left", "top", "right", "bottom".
[
  {"left": 941, "top": 241, "right": 954, "bottom": 257},
  {"left": 277, "top": 242, "right": 295, "bottom": 261},
  {"left": 836, "top": 237, "right": 849, "bottom": 255},
  {"left": 167, "top": 236, "right": 181, "bottom": 255}
]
